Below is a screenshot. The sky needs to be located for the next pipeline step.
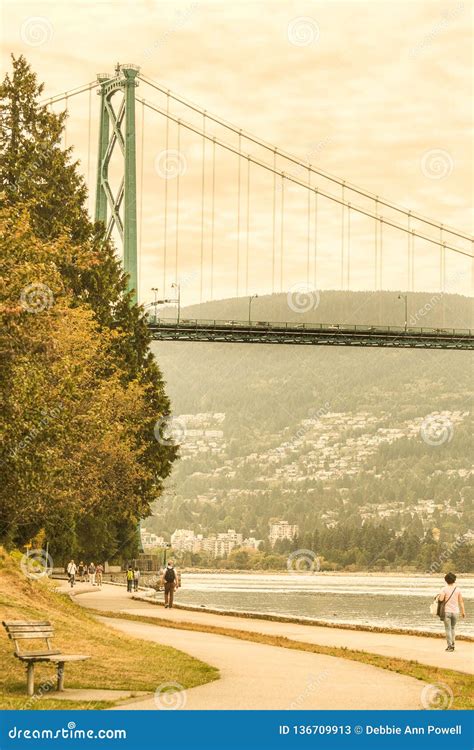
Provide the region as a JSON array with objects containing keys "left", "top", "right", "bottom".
[{"left": 2, "top": 0, "right": 473, "bottom": 306}]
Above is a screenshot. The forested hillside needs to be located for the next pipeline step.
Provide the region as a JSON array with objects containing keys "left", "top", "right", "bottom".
[{"left": 146, "top": 291, "right": 473, "bottom": 571}]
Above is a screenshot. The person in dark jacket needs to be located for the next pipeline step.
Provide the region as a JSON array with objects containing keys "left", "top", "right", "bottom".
[{"left": 162, "top": 561, "right": 179, "bottom": 608}]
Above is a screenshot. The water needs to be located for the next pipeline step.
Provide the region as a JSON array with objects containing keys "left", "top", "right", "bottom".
[{"left": 165, "top": 572, "right": 474, "bottom": 635}]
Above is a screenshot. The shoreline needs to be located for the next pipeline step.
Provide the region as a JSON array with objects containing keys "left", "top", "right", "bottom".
[
  {"left": 131, "top": 591, "right": 474, "bottom": 641},
  {"left": 178, "top": 568, "right": 474, "bottom": 577}
]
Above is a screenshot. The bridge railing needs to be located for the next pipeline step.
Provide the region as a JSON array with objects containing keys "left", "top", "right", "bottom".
[{"left": 147, "top": 317, "right": 472, "bottom": 336}]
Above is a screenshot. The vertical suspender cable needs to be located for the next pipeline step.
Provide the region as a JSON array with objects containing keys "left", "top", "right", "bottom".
[
  {"left": 210, "top": 138, "right": 216, "bottom": 300},
  {"left": 175, "top": 120, "right": 181, "bottom": 284},
  {"left": 87, "top": 85, "right": 92, "bottom": 212},
  {"left": 200, "top": 112, "right": 206, "bottom": 303},
  {"left": 374, "top": 197, "right": 379, "bottom": 291},
  {"left": 347, "top": 203, "right": 351, "bottom": 290},
  {"left": 307, "top": 166, "right": 311, "bottom": 286},
  {"left": 139, "top": 99, "right": 145, "bottom": 294},
  {"left": 411, "top": 230, "right": 415, "bottom": 292},
  {"left": 313, "top": 189, "right": 318, "bottom": 290},
  {"left": 280, "top": 173, "right": 285, "bottom": 292},
  {"left": 246, "top": 157, "right": 250, "bottom": 297},
  {"left": 439, "top": 225, "right": 444, "bottom": 292},
  {"left": 471, "top": 240, "right": 474, "bottom": 296},
  {"left": 236, "top": 131, "right": 242, "bottom": 297},
  {"left": 64, "top": 96, "right": 69, "bottom": 148},
  {"left": 379, "top": 217, "right": 383, "bottom": 290},
  {"left": 272, "top": 149, "right": 277, "bottom": 294},
  {"left": 407, "top": 212, "right": 411, "bottom": 292},
  {"left": 164, "top": 92, "right": 170, "bottom": 287},
  {"left": 341, "top": 182, "right": 345, "bottom": 289}
]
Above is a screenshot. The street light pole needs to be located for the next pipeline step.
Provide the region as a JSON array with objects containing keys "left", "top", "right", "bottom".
[
  {"left": 151, "top": 287, "right": 159, "bottom": 324},
  {"left": 171, "top": 282, "right": 181, "bottom": 323},
  {"left": 398, "top": 293, "right": 408, "bottom": 331},
  {"left": 248, "top": 294, "right": 258, "bottom": 325}
]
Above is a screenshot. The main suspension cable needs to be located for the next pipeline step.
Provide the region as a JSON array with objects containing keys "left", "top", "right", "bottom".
[
  {"left": 138, "top": 74, "right": 471, "bottom": 243},
  {"left": 139, "top": 97, "right": 472, "bottom": 260}
]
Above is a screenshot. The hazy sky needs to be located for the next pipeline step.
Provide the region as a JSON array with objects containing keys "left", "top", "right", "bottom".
[{"left": 2, "top": 0, "right": 473, "bottom": 304}]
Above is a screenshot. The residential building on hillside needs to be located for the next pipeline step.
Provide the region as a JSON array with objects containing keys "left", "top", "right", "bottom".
[
  {"left": 269, "top": 520, "right": 299, "bottom": 546},
  {"left": 140, "top": 528, "right": 166, "bottom": 550},
  {"left": 171, "top": 529, "right": 196, "bottom": 552}
]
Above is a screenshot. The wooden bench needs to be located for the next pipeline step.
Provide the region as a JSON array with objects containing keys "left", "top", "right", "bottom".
[{"left": 2, "top": 620, "right": 90, "bottom": 696}]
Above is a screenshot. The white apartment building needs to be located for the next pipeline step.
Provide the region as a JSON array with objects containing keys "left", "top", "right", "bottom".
[
  {"left": 171, "top": 529, "right": 196, "bottom": 552},
  {"left": 140, "top": 529, "right": 166, "bottom": 550},
  {"left": 269, "top": 521, "right": 299, "bottom": 546}
]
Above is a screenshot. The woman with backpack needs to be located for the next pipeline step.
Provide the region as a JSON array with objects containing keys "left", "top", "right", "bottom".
[{"left": 437, "top": 572, "right": 466, "bottom": 651}]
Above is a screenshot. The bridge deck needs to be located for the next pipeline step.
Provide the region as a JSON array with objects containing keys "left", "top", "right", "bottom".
[{"left": 148, "top": 319, "right": 474, "bottom": 350}]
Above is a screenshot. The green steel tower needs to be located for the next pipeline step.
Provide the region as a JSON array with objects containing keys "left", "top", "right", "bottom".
[{"left": 95, "top": 63, "right": 139, "bottom": 302}]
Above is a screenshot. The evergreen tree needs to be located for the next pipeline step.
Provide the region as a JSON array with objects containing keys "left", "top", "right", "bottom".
[{"left": 0, "top": 56, "right": 177, "bottom": 557}]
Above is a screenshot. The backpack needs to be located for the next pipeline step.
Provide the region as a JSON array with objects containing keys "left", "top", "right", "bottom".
[
  {"left": 437, "top": 587, "right": 456, "bottom": 620},
  {"left": 164, "top": 567, "right": 176, "bottom": 583}
]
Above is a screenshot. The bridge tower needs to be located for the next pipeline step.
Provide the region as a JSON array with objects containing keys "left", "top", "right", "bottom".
[{"left": 95, "top": 63, "right": 139, "bottom": 301}]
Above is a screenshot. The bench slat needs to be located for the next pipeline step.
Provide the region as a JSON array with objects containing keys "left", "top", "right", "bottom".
[
  {"left": 15, "top": 651, "right": 62, "bottom": 658},
  {"left": 17, "top": 654, "right": 90, "bottom": 663},
  {"left": 4, "top": 623, "right": 53, "bottom": 629},
  {"left": 5, "top": 631, "right": 54, "bottom": 639},
  {"left": 3, "top": 621, "right": 51, "bottom": 627}
]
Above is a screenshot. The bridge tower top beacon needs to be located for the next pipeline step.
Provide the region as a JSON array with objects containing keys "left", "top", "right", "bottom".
[{"left": 95, "top": 63, "right": 140, "bottom": 302}]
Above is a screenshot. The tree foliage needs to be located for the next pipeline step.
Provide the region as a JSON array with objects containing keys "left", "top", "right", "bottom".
[{"left": 0, "top": 56, "right": 177, "bottom": 561}]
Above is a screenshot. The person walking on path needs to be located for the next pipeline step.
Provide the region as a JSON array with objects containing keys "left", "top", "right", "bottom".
[
  {"left": 88, "top": 562, "right": 96, "bottom": 586},
  {"left": 438, "top": 572, "right": 466, "bottom": 651},
  {"left": 126, "top": 566, "right": 134, "bottom": 593},
  {"left": 96, "top": 563, "right": 103, "bottom": 588},
  {"left": 133, "top": 566, "right": 140, "bottom": 592},
  {"left": 78, "top": 561, "right": 85, "bottom": 582},
  {"left": 162, "top": 561, "right": 179, "bottom": 608},
  {"left": 66, "top": 559, "right": 77, "bottom": 588}
]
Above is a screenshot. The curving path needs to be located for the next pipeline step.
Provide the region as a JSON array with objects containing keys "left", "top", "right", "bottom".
[{"left": 70, "top": 584, "right": 434, "bottom": 710}]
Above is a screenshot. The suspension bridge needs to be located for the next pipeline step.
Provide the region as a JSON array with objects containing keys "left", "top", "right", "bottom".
[{"left": 43, "top": 64, "right": 474, "bottom": 350}]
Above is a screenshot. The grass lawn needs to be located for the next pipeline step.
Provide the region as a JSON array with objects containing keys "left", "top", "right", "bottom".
[
  {"left": 91, "top": 609, "right": 474, "bottom": 710},
  {"left": 0, "top": 549, "right": 219, "bottom": 709}
]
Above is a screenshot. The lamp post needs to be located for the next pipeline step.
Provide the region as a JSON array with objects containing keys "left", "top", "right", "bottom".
[
  {"left": 248, "top": 294, "right": 258, "bottom": 325},
  {"left": 151, "top": 287, "right": 159, "bottom": 324},
  {"left": 398, "top": 293, "right": 408, "bottom": 331},
  {"left": 150, "top": 288, "right": 172, "bottom": 323},
  {"left": 171, "top": 282, "right": 181, "bottom": 323}
]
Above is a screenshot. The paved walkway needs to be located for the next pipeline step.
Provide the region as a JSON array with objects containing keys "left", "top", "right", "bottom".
[
  {"left": 99, "top": 616, "right": 424, "bottom": 710},
  {"left": 74, "top": 583, "right": 473, "bottom": 676},
  {"left": 62, "top": 583, "right": 467, "bottom": 709}
]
